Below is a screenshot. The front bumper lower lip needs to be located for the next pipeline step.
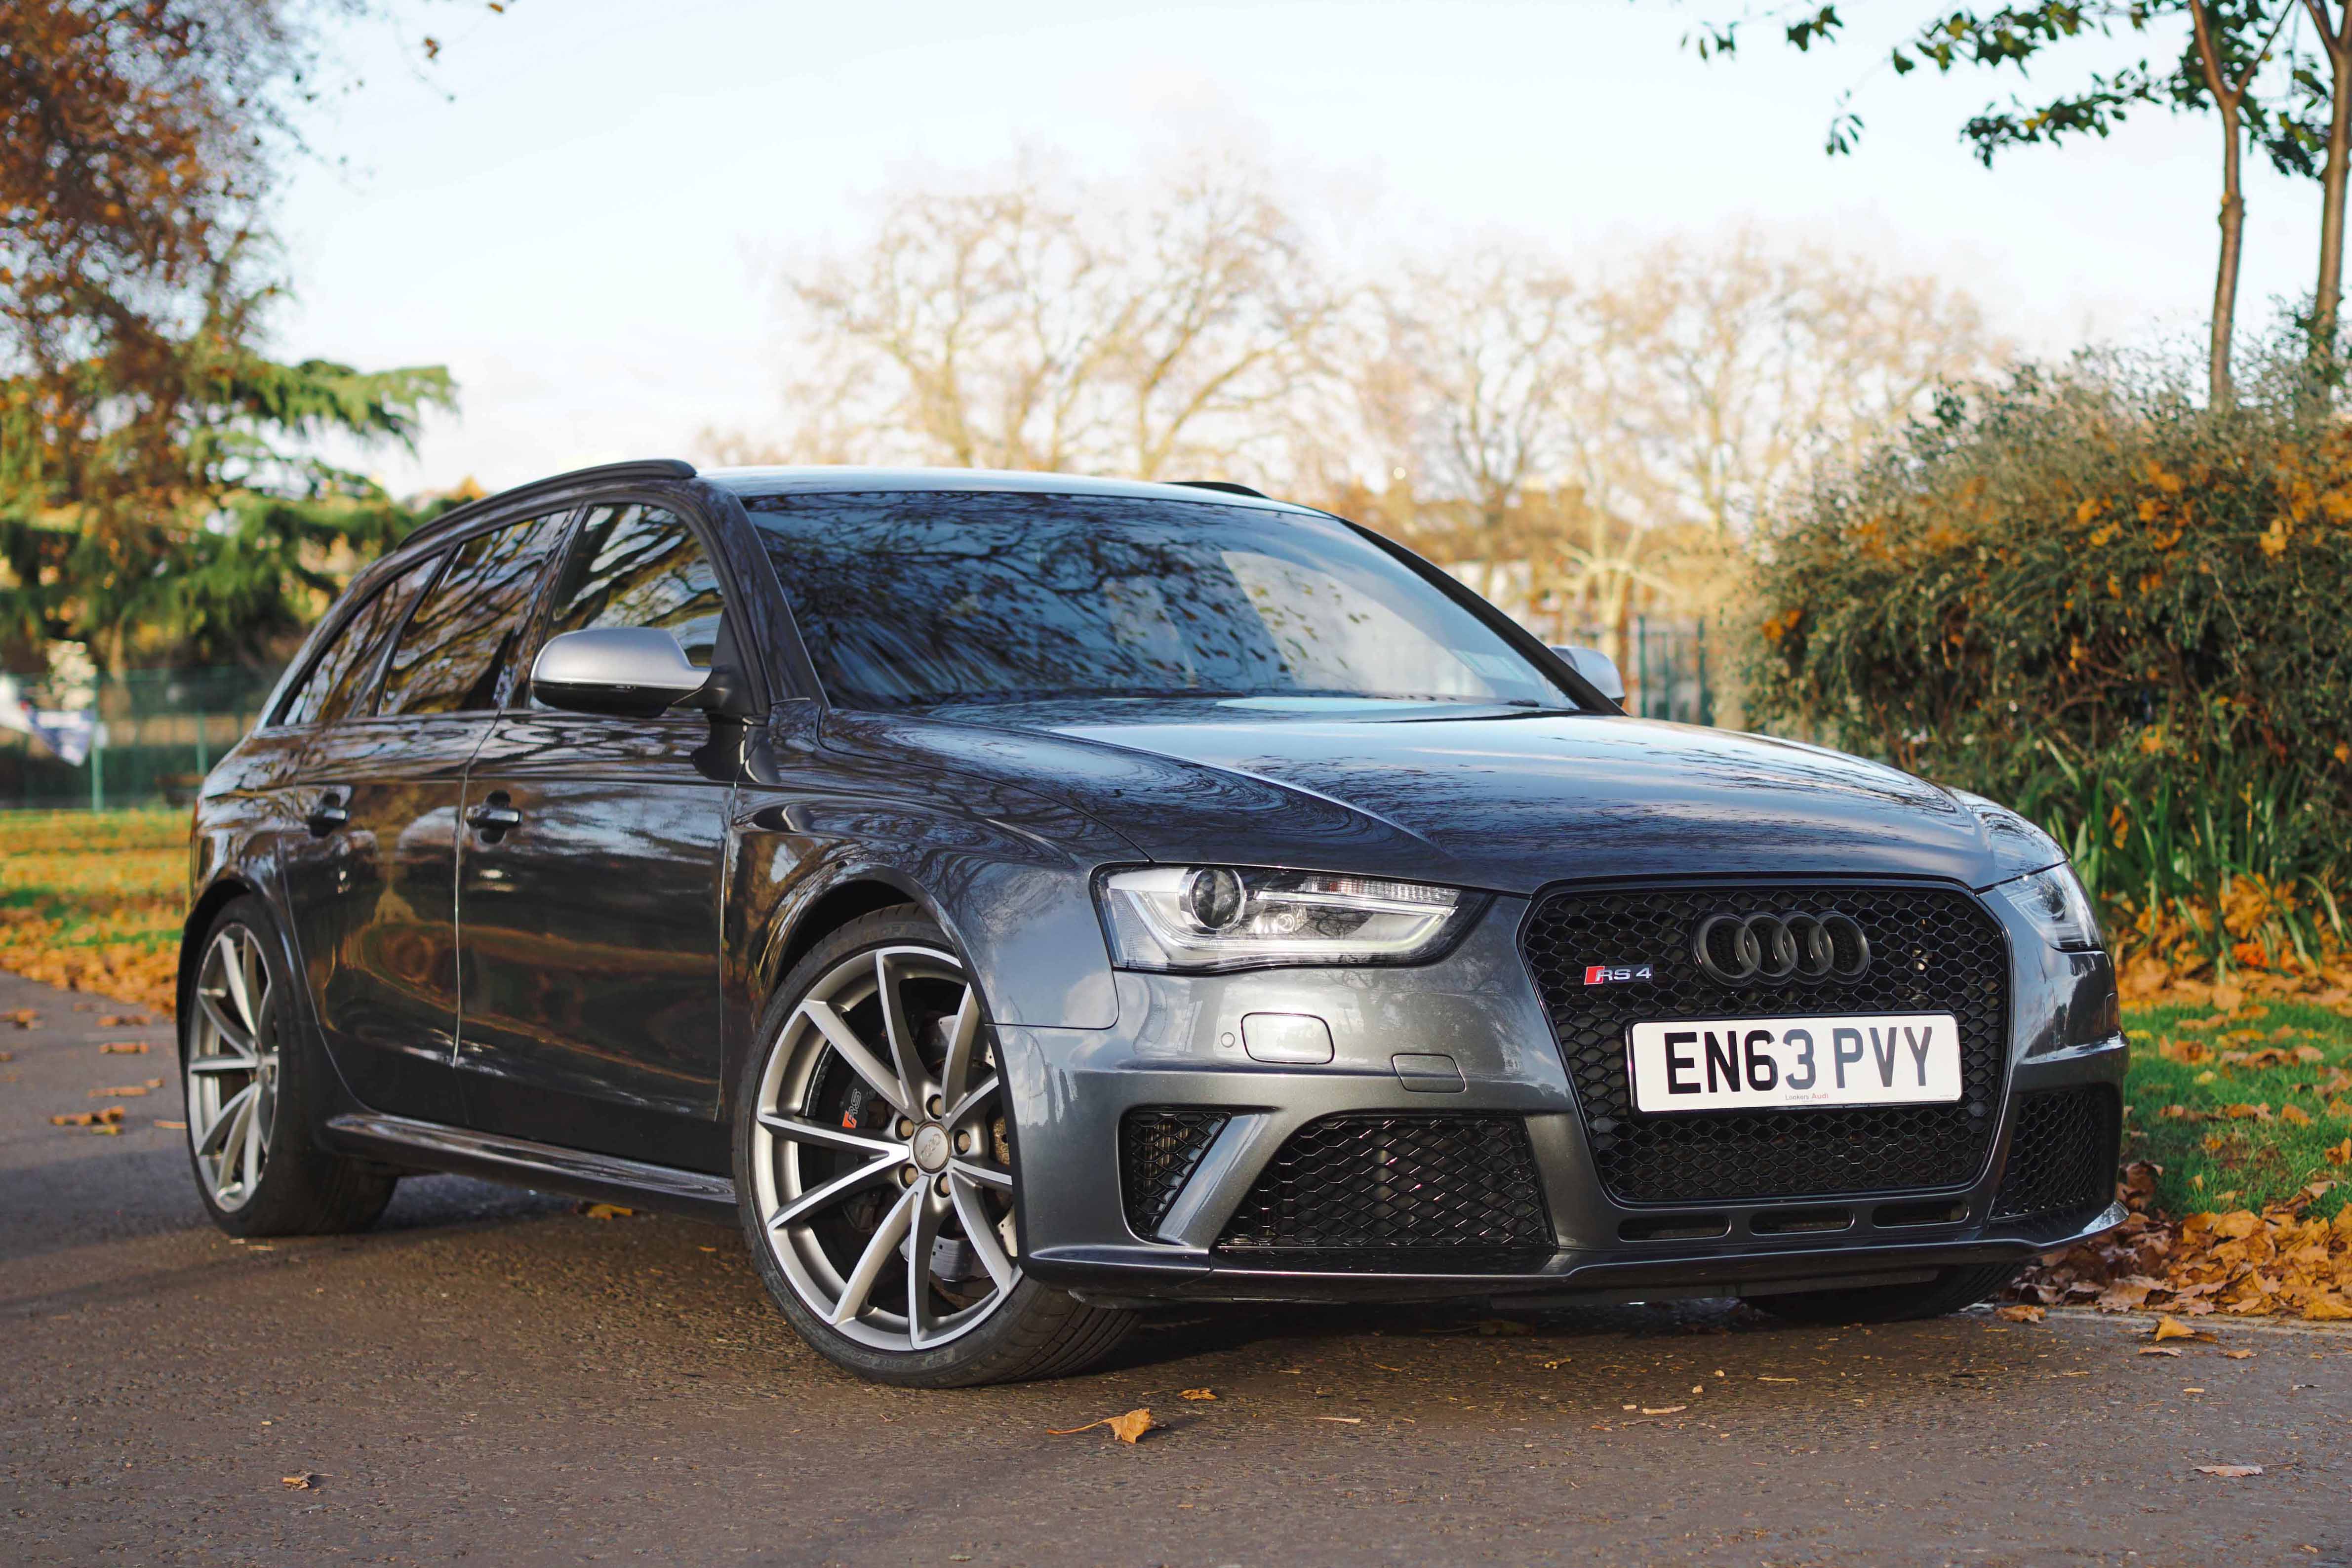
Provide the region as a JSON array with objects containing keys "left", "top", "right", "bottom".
[{"left": 1025, "top": 1200, "right": 2126, "bottom": 1307}]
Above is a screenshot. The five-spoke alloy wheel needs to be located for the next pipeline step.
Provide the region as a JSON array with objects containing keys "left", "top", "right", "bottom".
[{"left": 736, "top": 907, "right": 1131, "bottom": 1386}]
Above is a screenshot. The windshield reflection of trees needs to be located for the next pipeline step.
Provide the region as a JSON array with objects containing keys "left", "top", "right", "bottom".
[{"left": 749, "top": 492, "right": 1564, "bottom": 709}]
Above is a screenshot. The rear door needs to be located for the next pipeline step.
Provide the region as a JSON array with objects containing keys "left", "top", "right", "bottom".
[
  {"left": 455, "top": 500, "right": 738, "bottom": 1168},
  {"left": 280, "top": 513, "right": 570, "bottom": 1124}
]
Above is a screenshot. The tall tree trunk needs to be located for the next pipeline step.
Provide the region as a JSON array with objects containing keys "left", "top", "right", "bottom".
[
  {"left": 2315, "top": 39, "right": 2352, "bottom": 357},
  {"left": 2190, "top": 1, "right": 2254, "bottom": 407},
  {"left": 2213, "top": 96, "right": 2246, "bottom": 407}
]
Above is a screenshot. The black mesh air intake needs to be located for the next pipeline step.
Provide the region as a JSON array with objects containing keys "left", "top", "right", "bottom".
[
  {"left": 1992, "top": 1085, "right": 2122, "bottom": 1221},
  {"left": 1521, "top": 883, "right": 2010, "bottom": 1205},
  {"left": 1215, "top": 1113, "right": 1552, "bottom": 1262},
  {"left": 1120, "top": 1108, "right": 1228, "bottom": 1238}
]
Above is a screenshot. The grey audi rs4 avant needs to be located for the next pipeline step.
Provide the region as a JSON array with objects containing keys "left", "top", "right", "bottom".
[{"left": 180, "top": 461, "right": 2127, "bottom": 1385}]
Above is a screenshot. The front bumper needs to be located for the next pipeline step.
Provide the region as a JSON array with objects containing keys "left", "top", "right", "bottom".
[{"left": 1005, "top": 883, "right": 2128, "bottom": 1307}]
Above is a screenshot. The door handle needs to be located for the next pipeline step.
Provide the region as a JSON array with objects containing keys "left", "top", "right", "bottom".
[
  {"left": 467, "top": 795, "right": 521, "bottom": 837},
  {"left": 305, "top": 793, "right": 349, "bottom": 836}
]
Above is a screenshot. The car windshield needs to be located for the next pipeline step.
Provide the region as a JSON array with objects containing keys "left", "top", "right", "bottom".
[{"left": 745, "top": 490, "right": 1577, "bottom": 712}]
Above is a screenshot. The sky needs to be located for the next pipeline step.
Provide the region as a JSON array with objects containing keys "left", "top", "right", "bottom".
[{"left": 274, "top": 0, "right": 2335, "bottom": 496}]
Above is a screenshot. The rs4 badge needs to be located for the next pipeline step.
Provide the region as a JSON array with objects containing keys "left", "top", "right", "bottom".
[{"left": 1584, "top": 964, "right": 1655, "bottom": 985}]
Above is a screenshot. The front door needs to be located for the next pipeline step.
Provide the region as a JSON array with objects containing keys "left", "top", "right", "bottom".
[{"left": 455, "top": 501, "right": 737, "bottom": 1170}]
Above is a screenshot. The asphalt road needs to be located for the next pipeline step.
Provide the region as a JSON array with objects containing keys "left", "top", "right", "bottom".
[{"left": 3, "top": 968, "right": 2348, "bottom": 1568}]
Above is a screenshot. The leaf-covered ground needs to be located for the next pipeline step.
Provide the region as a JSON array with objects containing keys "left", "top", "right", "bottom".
[{"left": 0, "top": 808, "right": 183, "bottom": 1011}]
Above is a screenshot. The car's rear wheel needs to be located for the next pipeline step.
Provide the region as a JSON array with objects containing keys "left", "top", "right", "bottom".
[
  {"left": 1743, "top": 1262, "right": 2024, "bottom": 1325},
  {"left": 182, "top": 896, "right": 396, "bottom": 1237},
  {"left": 735, "top": 907, "right": 1132, "bottom": 1387}
]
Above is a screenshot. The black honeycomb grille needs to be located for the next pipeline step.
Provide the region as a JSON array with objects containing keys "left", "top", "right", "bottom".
[
  {"left": 1120, "top": 1109, "right": 1229, "bottom": 1237},
  {"left": 1521, "top": 883, "right": 2010, "bottom": 1205},
  {"left": 1215, "top": 1114, "right": 1552, "bottom": 1255},
  {"left": 1992, "top": 1086, "right": 2121, "bottom": 1221}
]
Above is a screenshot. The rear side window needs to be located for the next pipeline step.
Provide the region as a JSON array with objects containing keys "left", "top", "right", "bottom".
[
  {"left": 275, "top": 556, "right": 442, "bottom": 727},
  {"left": 375, "top": 514, "right": 569, "bottom": 717},
  {"left": 541, "top": 504, "right": 725, "bottom": 670}
]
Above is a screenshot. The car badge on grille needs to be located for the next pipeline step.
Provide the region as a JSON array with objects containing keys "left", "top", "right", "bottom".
[
  {"left": 1692, "top": 912, "right": 1871, "bottom": 985},
  {"left": 1584, "top": 964, "right": 1656, "bottom": 985}
]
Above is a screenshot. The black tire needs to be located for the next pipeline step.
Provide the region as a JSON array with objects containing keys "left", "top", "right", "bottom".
[
  {"left": 180, "top": 895, "right": 396, "bottom": 1238},
  {"left": 1743, "top": 1262, "right": 2025, "bottom": 1326},
  {"left": 733, "top": 905, "right": 1133, "bottom": 1387}
]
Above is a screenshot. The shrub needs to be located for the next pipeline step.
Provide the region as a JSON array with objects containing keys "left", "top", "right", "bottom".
[{"left": 1745, "top": 348, "right": 2352, "bottom": 981}]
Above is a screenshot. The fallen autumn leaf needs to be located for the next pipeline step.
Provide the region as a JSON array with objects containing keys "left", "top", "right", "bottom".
[
  {"left": 2194, "top": 1464, "right": 2262, "bottom": 1478},
  {"left": 2151, "top": 1316, "right": 2215, "bottom": 1343},
  {"left": 280, "top": 1473, "right": 319, "bottom": 1490},
  {"left": 1641, "top": 1406, "right": 1687, "bottom": 1416},
  {"left": 1178, "top": 1388, "right": 1215, "bottom": 1401},
  {"left": 1995, "top": 1304, "right": 2045, "bottom": 1323},
  {"left": 49, "top": 1107, "right": 123, "bottom": 1127},
  {"left": 1047, "top": 1408, "right": 1154, "bottom": 1443}
]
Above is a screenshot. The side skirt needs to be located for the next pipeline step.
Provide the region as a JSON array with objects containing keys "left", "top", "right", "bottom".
[{"left": 324, "top": 1111, "right": 739, "bottom": 1224}]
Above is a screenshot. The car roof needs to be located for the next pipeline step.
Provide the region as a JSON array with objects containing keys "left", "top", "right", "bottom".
[{"left": 701, "top": 465, "right": 1324, "bottom": 517}]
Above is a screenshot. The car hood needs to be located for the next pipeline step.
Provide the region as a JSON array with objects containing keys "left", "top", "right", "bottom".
[{"left": 818, "top": 700, "right": 2014, "bottom": 894}]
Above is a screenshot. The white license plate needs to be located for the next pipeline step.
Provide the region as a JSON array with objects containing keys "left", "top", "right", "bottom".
[{"left": 1625, "top": 1014, "right": 1961, "bottom": 1115}]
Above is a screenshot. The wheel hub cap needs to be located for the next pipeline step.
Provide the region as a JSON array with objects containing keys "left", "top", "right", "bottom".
[{"left": 909, "top": 1122, "right": 951, "bottom": 1173}]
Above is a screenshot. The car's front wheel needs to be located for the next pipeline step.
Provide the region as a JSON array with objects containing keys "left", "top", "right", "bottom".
[{"left": 734, "top": 907, "right": 1132, "bottom": 1386}]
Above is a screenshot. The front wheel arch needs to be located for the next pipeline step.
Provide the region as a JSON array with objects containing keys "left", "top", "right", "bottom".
[{"left": 178, "top": 874, "right": 260, "bottom": 1023}]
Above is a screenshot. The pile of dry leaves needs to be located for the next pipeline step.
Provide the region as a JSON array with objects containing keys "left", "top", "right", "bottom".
[
  {"left": 2115, "top": 947, "right": 2352, "bottom": 1011},
  {"left": 2016, "top": 1162, "right": 2352, "bottom": 1321},
  {"left": 0, "top": 916, "right": 177, "bottom": 1014}
]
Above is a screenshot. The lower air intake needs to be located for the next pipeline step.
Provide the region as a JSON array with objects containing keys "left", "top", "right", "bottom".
[
  {"left": 1991, "top": 1086, "right": 2121, "bottom": 1222},
  {"left": 1215, "top": 1113, "right": 1552, "bottom": 1264},
  {"left": 1119, "top": 1108, "right": 1229, "bottom": 1238}
]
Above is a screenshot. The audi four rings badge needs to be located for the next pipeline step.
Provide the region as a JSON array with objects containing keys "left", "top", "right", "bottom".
[{"left": 1692, "top": 912, "right": 1871, "bottom": 984}]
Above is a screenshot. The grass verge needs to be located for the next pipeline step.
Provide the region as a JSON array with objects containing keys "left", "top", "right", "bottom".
[
  {"left": 0, "top": 807, "right": 184, "bottom": 1011},
  {"left": 2121, "top": 1000, "right": 2352, "bottom": 1220}
]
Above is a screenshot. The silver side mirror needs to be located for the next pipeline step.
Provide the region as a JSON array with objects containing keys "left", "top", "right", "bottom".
[
  {"left": 531, "top": 627, "right": 710, "bottom": 717},
  {"left": 1551, "top": 645, "right": 1626, "bottom": 705}
]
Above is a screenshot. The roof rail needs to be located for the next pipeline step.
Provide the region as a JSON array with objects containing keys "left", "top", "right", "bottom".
[
  {"left": 1168, "top": 480, "right": 1268, "bottom": 498},
  {"left": 406, "top": 458, "right": 699, "bottom": 544}
]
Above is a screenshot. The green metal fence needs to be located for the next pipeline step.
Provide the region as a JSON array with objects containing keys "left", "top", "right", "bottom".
[
  {"left": 1559, "top": 617, "right": 1715, "bottom": 725},
  {"left": 0, "top": 616, "right": 1716, "bottom": 812},
  {"left": 0, "top": 666, "right": 283, "bottom": 811}
]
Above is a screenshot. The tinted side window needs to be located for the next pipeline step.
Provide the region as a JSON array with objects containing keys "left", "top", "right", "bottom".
[
  {"left": 276, "top": 556, "right": 441, "bottom": 727},
  {"left": 376, "top": 514, "right": 569, "bottom": 718},
  {"left": 542, "top": 504, "right": 725, "bottom": 672}
]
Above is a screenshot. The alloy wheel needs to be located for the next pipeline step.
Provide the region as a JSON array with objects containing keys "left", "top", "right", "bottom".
[
  {"left": 750, "top": 944, "right": 1020, "bottom": 1352},
  {"left": 186, "top": 924, "right": 279, "bottom": 1211}
]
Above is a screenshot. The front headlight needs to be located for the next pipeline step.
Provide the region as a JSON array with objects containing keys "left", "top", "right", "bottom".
[
  {"left": 1995, "top": 863, "right": 2105, "bottom": 952},
  {"left": 1096, "top": 865, "right": 1480, "bottom": 972}
]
